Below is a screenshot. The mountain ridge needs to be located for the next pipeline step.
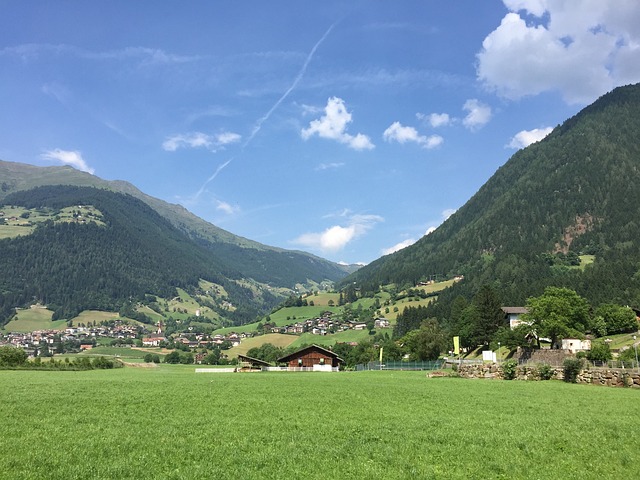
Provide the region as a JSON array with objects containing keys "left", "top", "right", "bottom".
[{"left": 0, "top": 159, "right": 352, "bottom": 287}]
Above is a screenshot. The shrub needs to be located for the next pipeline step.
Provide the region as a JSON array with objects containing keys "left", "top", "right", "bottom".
[
  {"left": 563, "top": 358, "right": 583, "bottom": 383},
  {"left": 0, "top": 346, "right": 28, "bottom": 367},
  {"left": 586, "top": 342, "right": 612, "bottom": 362},
  {"left": 537, "top": 363, "right": 554, "bottom": 380},
  {"left": 502, "top": 359, "right": 518, "bottom": 380}
]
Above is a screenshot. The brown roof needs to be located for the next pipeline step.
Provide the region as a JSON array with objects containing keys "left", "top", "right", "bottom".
[
  {"left": 277, "top": 344, "right": 344, "bottom": 364},
  {"left": 501, "top": 307, "right": 528, "bottom": 314},
  {"left": 237, "top": 354, "right": 271, "bottom": 367}
]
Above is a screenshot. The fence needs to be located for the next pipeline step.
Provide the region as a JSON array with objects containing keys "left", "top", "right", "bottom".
[
  {"left": 263, "top": 366, "right": 340, "bottom": 372},
  {"left": 356, "top": 360, "right": 445, "bottom": 371}
]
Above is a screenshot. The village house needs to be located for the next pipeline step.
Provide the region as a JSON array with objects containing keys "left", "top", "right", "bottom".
[
  {"left": 142, "top": 334, "right": 166, "bottom": 347},
  {"left": 562, "top": 338, "right": 591, "bottom": 353},
  {"left": 501, "top": 307, "right": 530, "bottom": 329},
  {"left": 374, "top": 318, "right": 390, "bottom": 329}
]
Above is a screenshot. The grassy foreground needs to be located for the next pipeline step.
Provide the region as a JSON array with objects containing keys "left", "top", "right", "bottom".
[{"left": 1, "top": 368, "right": 639, "bottom": 479}]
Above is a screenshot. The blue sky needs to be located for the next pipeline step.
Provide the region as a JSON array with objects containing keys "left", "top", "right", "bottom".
[{"left": 2, "top": 1, "right": 640, "bottom": 265}]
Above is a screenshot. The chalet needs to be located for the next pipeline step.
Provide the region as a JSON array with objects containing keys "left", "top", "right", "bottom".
[
  {"left": 374, "top": 318, "right": 390, "bottom": 329},
  {"left": 501, "top": 307, "right": 530, "bottom": 329},
  {"left": 277, "top": 344, "right": 344, "bottom": 372}
]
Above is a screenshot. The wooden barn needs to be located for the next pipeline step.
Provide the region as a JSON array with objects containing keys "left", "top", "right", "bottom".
[
  {"left": 237, "top": 354, "right": 271, "bottom": 372},
  {"left": 277, "top": 344, "right": 344, "bottom": 372}
]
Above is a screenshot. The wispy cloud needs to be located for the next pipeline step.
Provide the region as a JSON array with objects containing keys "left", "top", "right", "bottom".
[
  {"left": 382, "top": 121, "right": 443, "bottom": 149},
  {"left": 162, "top": 131, "right": 241, "bottom": 152},
  {"left": 292, "top": 212, "right": 383, "bottom": 253},
  {"left": 301, "top": 97, "right": 374, "bottom": 151},
  {"left": 316, "top": 162, "right": 345, "bottom": 171},
  {"left": 40, "top": 149, "right": 94, "bottom": 174},
  {"left": 247, "top": 19, "right": 340, "bottom": 146},
  {"left": 507, "top": 126, "right": 553, "bottom": 149},
  {"left": 216, "top": 199, "right": 240, "bottom": 215},
  {"left": 1, "top": 43, "right": 201, "bottom": 66},
  {"left": 381, "top": 238, "right": 417, "bottom": 255},
  {"left": 423, "top": 208, "right": 457, "bottom": 237},
  {"left": 192, "top": 20, "right": 340, "bottom": 201}
]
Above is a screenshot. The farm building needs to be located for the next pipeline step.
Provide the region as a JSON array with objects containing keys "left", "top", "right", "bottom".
[
  {"left": 237, "top": 354, "right": 271, "bottom": 372},
  {"left": 277, "top": 344, "right": 344, "bottom": 372}
]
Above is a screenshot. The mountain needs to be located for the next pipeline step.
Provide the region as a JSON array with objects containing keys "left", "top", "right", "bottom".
[
  {"left": 0, "top": 185, "right": 281, "bottom": 324},
  {"left": 343, "top": 83, "right": 640, "bottom": 314},
  {"left": 0, "top": 160, "right": 351, "bottom": 288}
]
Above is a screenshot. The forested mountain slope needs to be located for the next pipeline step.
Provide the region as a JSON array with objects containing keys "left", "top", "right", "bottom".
[
  {"left": 343, "top": 83, "right": 640, "bottom": 313},
  {"left": 0, "top": 186, "right": 281, "bottom": 324},
  {"left": 0, "top": 160, "right": 350, "bottom": 287}
]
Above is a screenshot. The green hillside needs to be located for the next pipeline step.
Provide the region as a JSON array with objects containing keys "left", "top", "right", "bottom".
[
  {"left": 0, "top": 159, "right": 351, "bottom": 287},
  {"left": 344, "top": 83, "right": 640, "bottom": 313},
  {"left": 0, "top": 185, "right": 278, "bottom": 324}
]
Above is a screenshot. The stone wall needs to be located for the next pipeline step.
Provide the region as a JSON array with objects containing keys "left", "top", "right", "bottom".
[
  {"left": 456, "top": 362, "right": 640, "bottom": 388},
  {"left": 514, "top": 347, "right": 572, "bottom": 365}
]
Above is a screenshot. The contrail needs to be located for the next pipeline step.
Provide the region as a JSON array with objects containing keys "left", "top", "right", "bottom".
[
  {"left": 193, "top": 158, "right": 232, "bottom": 200},
  {"left": 246, "top": 19, "right": 338, "bottom": 145},
  {"left": 192, "top": 20, "right": 339, "bottom": 200}
]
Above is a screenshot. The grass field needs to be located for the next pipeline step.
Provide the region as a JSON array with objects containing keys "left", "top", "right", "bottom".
[
  {"left": 0, "top": 368, "right": 638, "bottom": 479},
  {"left": 3, "top": 307, "right": 66, "bottom": 332},
  {"left": 70, "top": 310, "right": 122, "bottom": 325}
]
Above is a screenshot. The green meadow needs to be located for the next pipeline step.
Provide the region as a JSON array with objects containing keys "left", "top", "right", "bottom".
[
  {"left": 1, "top": 368, "right": 638, "bottom": 479},
  {"left": 3, "top": 308, "right": 66, "bottom": 332}
]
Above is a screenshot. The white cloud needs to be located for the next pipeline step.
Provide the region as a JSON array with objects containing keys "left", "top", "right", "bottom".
[
  {"left": 40, "top": 149, "right": 94, "bottom": 174},
  {"left": 478, "top": 1, "right": 640, "bottom": 104},
  {"left": 423, "top": 209, "right": 456, "bottom": 237},
  {"left": 462, "top": 99, "right": 492, "bottom": 131},
  {"left": 417, "top": 112, "right": 452, "bottom": 128},
  {"left": 381, "top": 238, "right": 416, "bottom": 256},
  {"left": 162, "top": 131, "right": 241, "bottom": 152},
  {"left": 292, "top": 213, "right": 383, "bottom": 253},
  {"left": 215, "top": 200, "right": 240, "bottom": 215},
  {"left": 507, "top": 126, "right": 553, "bottom": 149},
  {"left": 441, "top": 208, "right": 457, "bottom": 220},
  {"left": 383, "top": 121, "right": 443, "bottom": 149},
  {"left": 301, "top": 97, "right": 375, "bottom": 151},
  {"left": 316, "top": 162, "right": 345, "bottom": 171}
]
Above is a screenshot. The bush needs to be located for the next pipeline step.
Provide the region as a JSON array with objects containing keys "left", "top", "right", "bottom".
[
  {"left": 0, "top": 346, "right": 28, "bottom": 367},
  {"left": 502, "top": 359, "right": 518, "bottom": 380},
  {"left": 586, "top": 342, "right": 612, "bottom": 362},
  {"left": 563, "top": 358, "right": 583, "bottom": 383},
  {"left": 537, "top": 363, "right": 554, "bottom": 380}
]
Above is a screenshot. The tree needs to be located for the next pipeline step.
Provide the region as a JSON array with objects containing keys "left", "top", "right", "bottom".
[
  {"left": 472, "top": 285, "right": 503, "bottom": 346},
  {"left": 402, "top": 318, "right": 446, "bottom": 361},
  {"left": 523, "top": 287, "right": 591, "bottom": 349},
  {"left": 164, "top": 351, "right": 181, "bottom": 364},
  {"left": 594, "top": 304, "right": 638, "bottom": 335},
  {"left": 586, "top": 341, "right": 612, "bottom": 363},
  {"left": 0, "top": 346, "right": 28, "bottom": 367}
]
